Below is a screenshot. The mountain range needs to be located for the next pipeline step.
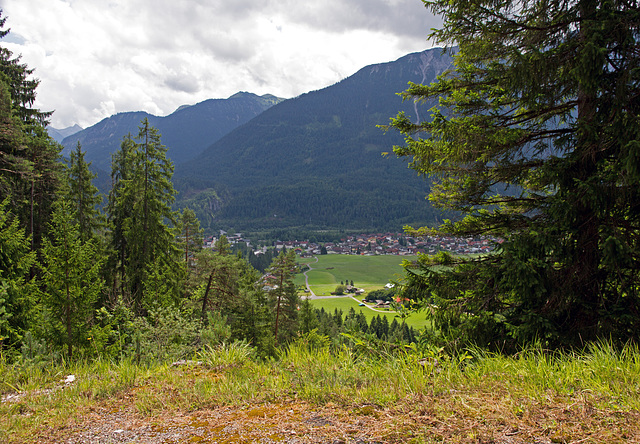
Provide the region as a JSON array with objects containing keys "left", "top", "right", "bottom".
[
  {"left": 48, "top": 124, "right": 83, "bottom": 143},
  {"left": 57, "top": 48, "right": 455, "bottom": 232},
  {"left": 174, "top": 48, "right": 454, "bottom": 231},
  {"left": 59, "top": 92, "right": 285, "bottom": 171}
]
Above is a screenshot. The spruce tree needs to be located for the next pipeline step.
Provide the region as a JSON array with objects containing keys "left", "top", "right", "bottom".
[
  {"left": 107, "top": 120, "right": 178, "bottom": 311},
  {"left": 40, "top": 199, "right": 104, "bottom": 358},
  {"left": 268, "top": 249, "right": 299, "bottom": 346},
  {"left": 0, "top": 11, "right": 51, "bottom": 127},
  {"left": 197, "top": 235, "right": 240, "bottom": 320},
  {"left": 298, "top": 297, "right": 319, "bottom": 334},
  {"left": 0, "top": 198, "right": 36, "bottom": 351},
  {"left": 390, "top": 0, "right": 640, "bottom": 348},
  {"left": 178, "top": 208, "right": 203, "bottom": 282},
  {"left": 0, "top": 15, "right": 61, "bottom": 255},
  {"left": 67, "top": 141, "right": 104, "bottom": 243},
  {"left": 129, "top": 118, "right": 177, "bottom": 307},
  {"left": 107, "top": 134, "right": 136, "bottom": 299}
]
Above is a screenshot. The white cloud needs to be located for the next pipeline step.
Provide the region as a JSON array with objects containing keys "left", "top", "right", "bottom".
[{"left": 1, "top": 0, "right": 441, "bottom": 128}]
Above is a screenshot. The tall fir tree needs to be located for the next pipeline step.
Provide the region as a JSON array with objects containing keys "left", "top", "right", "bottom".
[
  {"left": 298, "top": 297, "right": 319, "bottom": 334},
  {"left": 390, "top": 0, "right": 640, "bottom": 348},
  {"left": 178, "top": 207, "right": 203, "bottom": 292},
  {"left": 0, "top": 11, "right": 51, "bottom": 127},
  {"left": 268, "top": 249, "right": 299, "bottom": 346},
  {"left": 39, "top": 199, "right": 104, "bottom": 358},
  {"left": 107, "top": 134, "right": 136, "bottom": 300},
  {"left": 67, "top": 141, "right": 104, "bottom": 244},
  {"left": 0, "top": 13, "right": 61, "bottom": 256},
  {"left": 107, "top": 120, "right": 178, "bottom": 312},
  {"left": 0, "top": 198, "right": 36, "bottom": 351},
  {"left": 196, "top": 235, "right": 239, "bottom": 321}
]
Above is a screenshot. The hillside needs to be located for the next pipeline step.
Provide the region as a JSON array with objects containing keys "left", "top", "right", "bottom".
[
  {"left": 175, "top": 48, "right": 455, "bottom": 231},
  {"left": 61, "top": 92, "right": 284, "bottom": 170}
]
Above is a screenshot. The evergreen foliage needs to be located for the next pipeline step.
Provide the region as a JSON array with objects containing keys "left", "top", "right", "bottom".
[
  {"left": 0, "top": 13, "right": 62, "bottom": 256},
  {"left": 107, "top": 119, "right": 179, "bottom": 311},
  {"left": 390, "top": 0, "right": 640, "bottom": 349},
  {"left": 66, "top": 142, "right": 104, "bottom": 243},
  {"left": 268, "top": 250, "right": 299, "bottom": 346},
  {"left": 0, "top": 198, "right": 35, "bottom": 351},
  {"left": 39, "top": 199, "right": 104, "bottom": 358},
  {"left": 178, "top": 207, "right": 204, "bottom": 297}
]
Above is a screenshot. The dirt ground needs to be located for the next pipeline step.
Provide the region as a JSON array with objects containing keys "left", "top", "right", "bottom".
[{"left": 21, "top": 389, "right": 640, "bottom": 444}]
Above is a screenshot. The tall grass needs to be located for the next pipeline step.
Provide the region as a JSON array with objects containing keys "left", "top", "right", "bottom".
[{"left": 2, "top": 339, "right": 639, "bottom": 442}]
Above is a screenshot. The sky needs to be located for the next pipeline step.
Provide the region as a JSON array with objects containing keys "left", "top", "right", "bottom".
[{"left": 1, "top": 0, "right": 442, "bottom": 129}]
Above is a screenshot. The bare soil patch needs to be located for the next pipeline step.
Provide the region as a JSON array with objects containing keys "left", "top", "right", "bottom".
[{"left": 20, "top": 387, "right": 640, "bottom": 443}]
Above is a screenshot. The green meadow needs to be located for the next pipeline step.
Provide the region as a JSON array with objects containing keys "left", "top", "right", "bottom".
[
  {"left": 294, "top": 254, "right": 414, "bottom": 295},
  {"left": 294, "top": 254, "right": 428, "bottom": 329},
  {"left": 307, "top": 296, "right": 429, "bottom": 330}
]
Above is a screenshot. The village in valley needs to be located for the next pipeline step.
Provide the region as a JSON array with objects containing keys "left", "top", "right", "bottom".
[{"left": 205, "top": 232, "right": 496, "bottom": 257}]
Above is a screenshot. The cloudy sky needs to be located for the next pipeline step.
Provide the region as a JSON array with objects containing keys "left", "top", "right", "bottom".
[{"left": 1, "top": 0, "right": 441, "bottom": 129}]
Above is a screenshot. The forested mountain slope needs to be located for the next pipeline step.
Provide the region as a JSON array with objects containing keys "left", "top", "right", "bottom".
[{"left": 174, "top": 48, "right": 454, "bottom": 231}]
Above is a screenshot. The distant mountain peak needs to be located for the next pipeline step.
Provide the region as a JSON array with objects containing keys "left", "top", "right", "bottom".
[
  {"left": 174, "top": 104, "right": 191, "bottom": 113},
  {"left": 228, "top": 91, "right": 256, "bottom": 99},
  {"left": 47, "top": 124, "right": 83, "bottom": 143},
  {"left": 60, "top": 92, "right": 285, "bottom": 170}
]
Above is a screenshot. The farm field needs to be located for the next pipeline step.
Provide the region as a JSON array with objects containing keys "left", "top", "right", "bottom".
[
  {"left": 294, "top": 254, "right": 428, "bottom": 330},
  {"left": 307, "top": 296, "right": 429, "bottom": 330},
  {"left": 294, "top": 254, "right": 415, "bottom": 295}
]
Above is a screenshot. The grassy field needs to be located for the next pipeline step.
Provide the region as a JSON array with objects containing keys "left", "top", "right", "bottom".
[
  {"left": 307, "top": 296, "right": 429, "bottom": 330},
  {"left": 293, "top": 254, "right": 427, "bottom": 330},
  {"left": 294, "top": 254, "right": 414, "bottom": 295}
]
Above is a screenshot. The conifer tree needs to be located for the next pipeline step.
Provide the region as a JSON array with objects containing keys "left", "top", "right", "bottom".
[
  {"left": 0, "top": 15, "right": 61, "bottom": 255},
  {"left": 298, "top": 297, "right": 319, "bottom": 334},
  {"left": 107, "top": 120, "right": 178, "bottom": 311},
  {"left": 129, "top": 118, "right": 177, "bottom": 307},
  {"left": 67, "top": 141, "right": 104, "bottom": 243},
  {"left": 40, "top": 199, "right": 104, "bottom": 358},
  {"left": 390, "top": 0, "right": 640, "bottom": 348},
  {"left": 107, "top": 134, "right": 136, "bottom": 299},
  {"left": 197, "top": 235, "right": 240, "bottom": 320},
  {"left": 0, "top": 11, "right": 51, "bottom": 127},
  {"left": 228, "top": 262, "right": 274, "bottom": 354},
  {"left": 178, "top": 208, "right": 203, "bottom": 284},
  {"left": 0, "top": 198, "right": 36, "bottom": 351},
  {"left": 268, "top": 249, "right": 299, "bottom": 346}
]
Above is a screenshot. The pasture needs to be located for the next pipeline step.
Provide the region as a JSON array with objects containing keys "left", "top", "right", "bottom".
[
  {"left": 294, "top": 254, "right": 428, "bottom": 329},
  {"left": 294, "top": 254, "right": 415, "bottom": 295},
  {"left": 307, "top": 295, "right": 429, "bottom": 330}
]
